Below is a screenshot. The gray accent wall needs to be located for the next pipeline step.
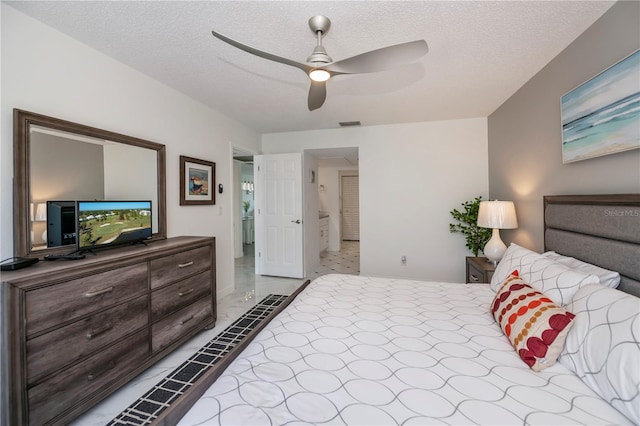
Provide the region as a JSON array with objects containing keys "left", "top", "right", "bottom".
[{"left": 488, "top": 1, "right": 640, "bottom": 252}]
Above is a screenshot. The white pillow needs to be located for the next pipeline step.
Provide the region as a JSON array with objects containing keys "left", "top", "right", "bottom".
[
  {"left": 559, "top": 284, "right": 640, "bottom": 424},
  {"left": 491, "top": 243, "right": 540, "bottom": 290},
  {"left": 542, "top": 251, "right": 621, "bottom": 288},
  {"left": 491, "top": 243, "right": 600, "bottom": 306}
]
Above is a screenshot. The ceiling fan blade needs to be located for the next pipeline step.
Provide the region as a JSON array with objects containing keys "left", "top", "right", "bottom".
[
  {"left": 308, "top": 81, "right": 327, "bottom": 111},
  {"left": 324, "top": 39, "right": 428, "bottom": 74},
  {"left": 211, "top": 30, "right": 312, "bottom": 74}
]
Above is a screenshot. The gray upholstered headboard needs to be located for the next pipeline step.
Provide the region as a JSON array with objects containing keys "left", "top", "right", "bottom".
[{"left": 544, "top": 194, "right": 640, "bottom": 297}]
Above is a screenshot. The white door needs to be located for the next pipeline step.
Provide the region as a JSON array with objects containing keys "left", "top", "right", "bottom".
[
  {"left": 254, "top": 153, "right": 304, "bottom": 278},
  {"left": 341, "top": 174, "right": 360, "bottom": 241}
]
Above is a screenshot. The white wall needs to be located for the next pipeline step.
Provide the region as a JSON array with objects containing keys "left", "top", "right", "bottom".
[
  {"left": 30, "top": 134, "right": 105, "bottom": 246},
  {"left": 31, "top": 133, "right": 105, "bottom": 203},
  {"left": 104, "top": 143, "right": 159, "bottom": 233},
  {"left": 303, "top": 152, "right": 320, "bottom": 274},
  {"left": 263, "top": 118, "right": 489, "bottom": 282},
  {"left": 1, "top": 5, "right": 261, "bottom": 299}
]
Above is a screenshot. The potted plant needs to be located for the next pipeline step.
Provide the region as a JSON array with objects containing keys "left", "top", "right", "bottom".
[
  {"left": 449, "top": 196, "right": 492, "bottom": 256},
  {"left": 242, "top": 201, "right": 250, "bottom": 217}
]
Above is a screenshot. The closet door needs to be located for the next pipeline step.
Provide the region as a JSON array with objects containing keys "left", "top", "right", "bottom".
[{"left": 341, "top": 175, "right": 360, "bottom": 241}]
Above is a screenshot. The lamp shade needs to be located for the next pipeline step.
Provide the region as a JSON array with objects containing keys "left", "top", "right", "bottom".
[
  {"left": 34, "top": 203, "right": 47, "bottom": 222},
  {"left": 477, "top": 200, "right": 518, "bottom": 229}
]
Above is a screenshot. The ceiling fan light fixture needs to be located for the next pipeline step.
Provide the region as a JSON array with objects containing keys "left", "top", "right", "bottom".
[{"left": 309, "top": 69, "right": 331, "bottom": 82}]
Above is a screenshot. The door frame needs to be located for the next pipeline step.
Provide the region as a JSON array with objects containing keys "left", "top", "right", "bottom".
[{"left": 229, "top": 144, "right": 258, "bottom": 289}]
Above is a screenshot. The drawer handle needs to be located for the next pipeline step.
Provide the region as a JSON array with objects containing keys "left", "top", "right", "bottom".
[
  {"left": 87, "top": 360, "right": 116, "bottom": 381},
  {"left": 470, "top": 274, "right": 479, "bottom": 282},
  {"left": 86, "top": 323, "right": 113, "bottom": 340},
  {"left": 178, "top": 288, "right": 194, "bottom": 297},
  {"left": 178, "top": 261, "right": 194, "bottom": 268},
  {"left": 179, "top": 315, "right": 194, "bottom": 326},
  {"left": 84, "top": 287, "right": 114, "bottom": 298}
]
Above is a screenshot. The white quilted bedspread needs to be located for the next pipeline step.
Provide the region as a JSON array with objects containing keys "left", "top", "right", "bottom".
[{"left": 179, "top": 274, "right": 632, "bottom": 425}]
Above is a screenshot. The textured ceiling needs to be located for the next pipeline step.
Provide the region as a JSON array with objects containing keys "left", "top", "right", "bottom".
[{"left": 7, "top": 1, "right": 615, "bottom": 134}]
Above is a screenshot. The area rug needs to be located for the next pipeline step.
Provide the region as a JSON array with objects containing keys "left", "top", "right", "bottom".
[{"left": 109, "top": 294, "right": 288, "bottom": 425}]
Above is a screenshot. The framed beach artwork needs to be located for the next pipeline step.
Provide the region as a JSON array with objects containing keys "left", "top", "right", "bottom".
[
  {"left": 180, "top": 155, "right": 216, "bottom": 205},
  {"left": 561, "top": 49, "right": 640, "bottom": 164}
]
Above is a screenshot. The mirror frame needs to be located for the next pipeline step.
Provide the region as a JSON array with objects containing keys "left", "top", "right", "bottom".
[{"left": 13, "top": 108, "right": 167, "bottom": 258}]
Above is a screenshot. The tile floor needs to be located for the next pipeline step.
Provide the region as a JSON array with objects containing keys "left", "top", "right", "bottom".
[{"left": 71, "top": 241, "right": 360, "bottom": 425}]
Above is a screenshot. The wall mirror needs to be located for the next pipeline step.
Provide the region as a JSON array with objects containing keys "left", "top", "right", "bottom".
[{"left": 14, "top": 109, "right": 167, "bottom": 258}]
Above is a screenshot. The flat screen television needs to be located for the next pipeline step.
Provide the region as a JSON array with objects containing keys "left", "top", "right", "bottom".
[
  {"left": 47, "top": 200, "right": 77, "bottom": 247},
  {"left": 77, "top": 200, "right": 152, "bottom": 252}
]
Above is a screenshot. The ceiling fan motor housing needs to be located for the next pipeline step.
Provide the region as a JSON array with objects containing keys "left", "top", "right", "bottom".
[{"left": 307, "top": 45, "right": 332, "bottom": 64}]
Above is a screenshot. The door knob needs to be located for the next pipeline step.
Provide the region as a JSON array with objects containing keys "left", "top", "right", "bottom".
[{"left": 291, "top": 220, "right": 301, "bottom": 224}]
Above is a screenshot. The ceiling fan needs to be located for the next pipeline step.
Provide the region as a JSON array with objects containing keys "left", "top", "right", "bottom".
[{"left": 211, "top": 16, "right": 429, "bottom": 111}]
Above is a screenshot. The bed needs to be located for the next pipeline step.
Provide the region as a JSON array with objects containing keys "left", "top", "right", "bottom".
[{"left": 159, "top": 194, "right": 640, "bottom": 425}]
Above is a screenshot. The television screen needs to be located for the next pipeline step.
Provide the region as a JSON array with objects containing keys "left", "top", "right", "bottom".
[
  {"left": 77, "top": 200, "right": 152, "bottom": 252},
  {"left": 47, "top": 201, "right": 77, "bottom": 247}
]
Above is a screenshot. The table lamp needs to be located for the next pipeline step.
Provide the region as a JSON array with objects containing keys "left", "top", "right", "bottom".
[
  {"left": 477, "top": 200, "right": 518, "bottom": 265},
  {"left": 34, "top": 202, "right": 48, "bottom": 242}
]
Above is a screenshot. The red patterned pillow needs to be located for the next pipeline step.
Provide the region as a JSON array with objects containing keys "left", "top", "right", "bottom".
[{"left": 491, "top": 271, "right": 576, "bottom": 371}]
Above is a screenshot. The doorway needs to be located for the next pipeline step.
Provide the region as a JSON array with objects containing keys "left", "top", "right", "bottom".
[
  {"left": 232, "top": 147, "right": 255, "bottom": 261},
  {"left": 312, "top": 148, "right": 359, "bottom": 255},
  {"left": 232, "top": 146, "right": 360, "bottom": 283}
]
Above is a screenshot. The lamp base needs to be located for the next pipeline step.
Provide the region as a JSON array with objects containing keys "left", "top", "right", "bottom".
[
  {"left": 483, "top": 228, "right": 507, "bottom": 264},
  {"left": 485, "top": 258, "right": 498, "bottom": 266}
]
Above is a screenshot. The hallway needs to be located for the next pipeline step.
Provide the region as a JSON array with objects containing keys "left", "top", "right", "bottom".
[{"left": 228, "top": 240, "right": 360, "bottom": 308}]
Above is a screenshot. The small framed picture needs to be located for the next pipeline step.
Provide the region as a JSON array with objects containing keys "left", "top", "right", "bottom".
[{"left": 180, "top": 155, "right": 216, "bottom": 205}]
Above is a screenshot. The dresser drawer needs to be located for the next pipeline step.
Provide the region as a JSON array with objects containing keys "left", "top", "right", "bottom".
[
  {"left": 26, "top": 294, "right": 148, "bottom": 384},
  {"left": 26, "top": 263, "right": 148, "bottom": 336},
  {"left": 152, "top": 297, "right": 213, "bottom": 352},
  {"left": 151, "top": 270, "right": 211, "bottom": 322},
  {"left": 467, "top": 262, "right": 485, "bottom": 283},
  {"left": 150, "top": 246, "right": 211, "bottom": 289},
  {"left": 27, "top": 329, "right": 149, "bottom": 426}
]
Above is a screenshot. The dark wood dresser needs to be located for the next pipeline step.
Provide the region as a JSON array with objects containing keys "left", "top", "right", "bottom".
[{"left": 1, "top": 236, "right": 216, "bottom": 426}]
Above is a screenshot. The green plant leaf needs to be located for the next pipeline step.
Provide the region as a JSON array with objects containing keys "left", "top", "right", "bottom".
[{"left": 449, "top": 196, "right": 491, "bottom": 257}]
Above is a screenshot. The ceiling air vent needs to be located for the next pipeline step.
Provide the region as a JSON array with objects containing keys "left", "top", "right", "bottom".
[{"left": 339, "top": 121, "right": 361, "bottom": 127}]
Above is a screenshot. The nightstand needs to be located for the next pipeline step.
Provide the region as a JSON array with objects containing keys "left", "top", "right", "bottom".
[{"left": 466, "top": 256, "right": 496, "bottom": 284}]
